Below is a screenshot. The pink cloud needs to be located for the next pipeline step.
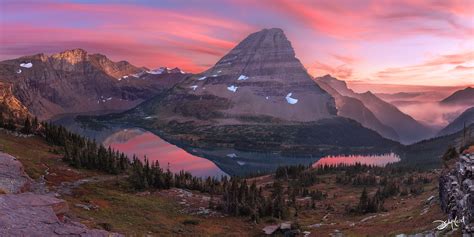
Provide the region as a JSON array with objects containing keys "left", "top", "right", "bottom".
[
  {"left": 236, "top": 0, "right": 473, "bottom": 40},
  {"left": 0, "top": 1, "right": 254, "bottom": 72},
  {"left": 373, "top": 51, "right": 474, "bottom": 86},
  {"left": 308, "top": 60, "right": 353, "bottom": 79}
]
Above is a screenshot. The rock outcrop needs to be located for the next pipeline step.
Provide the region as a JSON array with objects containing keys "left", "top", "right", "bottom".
[
  {"left": 439, "top": 152, "right": 474, "bottom": 234},
  {"left": 0, "top": 82, "right": 30, "bottom": 120},
  {"left": 0, "top": 192, "right": 122, "bottom": 236},
  {"left": 0, "top": 152, "right": 32, "bottom": 193},
  {"left": 0, "top": 49, "right": 188, "bottom": 120},
  {"left": 0, "top": 152, "right": 123, "bottom": 236}
]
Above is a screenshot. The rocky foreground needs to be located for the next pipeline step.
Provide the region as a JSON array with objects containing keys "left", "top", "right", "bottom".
[
  {"left": 439, "top": 151, "right": 474, "bottom": 234},
  {"left": 0, "top": 152, "right": 122, "bottom": 236}
]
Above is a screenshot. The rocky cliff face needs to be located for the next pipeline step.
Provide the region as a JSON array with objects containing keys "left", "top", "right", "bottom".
[
  {"left": 0, "top": 82, "right": 30, "bottom": 120},
  {"left": 0, "top": 49, "right": 188, "bottom": 120},
  {"left": 439, "top": 152, "right": 474, "bottom": 234}
]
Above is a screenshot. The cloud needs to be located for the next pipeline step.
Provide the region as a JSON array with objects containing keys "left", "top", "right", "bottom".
[
  {"left": 373, "top": 51, "right": 474, "bottom": 85},
  {"left": 308, "top": 60, "right": 353, "bottom": 79},
  {"left": 238, "top": 0, "right": 473, "bottom": 40},
  {"left": 331, "top": 53, "right": 357, "bottom": 64},
  {"left": 0, "top": 1, "right": 254, "bottom": 71}
]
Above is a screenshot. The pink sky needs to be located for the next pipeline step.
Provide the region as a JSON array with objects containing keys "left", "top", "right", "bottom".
[{"left": 0, "top": 0, "right": 473, "bottom": 86}]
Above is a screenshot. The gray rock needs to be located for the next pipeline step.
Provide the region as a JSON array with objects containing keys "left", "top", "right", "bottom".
[
  {"left": 0, "top": 192, "right": 122, "bottom": 236},
  {"left": 0, "top": 152, "right": 32, "bottom": 193},
  {"left": 439, "top": 153, "right": 474, "bottom": 234}
]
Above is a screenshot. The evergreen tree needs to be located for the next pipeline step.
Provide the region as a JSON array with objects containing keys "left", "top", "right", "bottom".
[
  {"left": 0, "top": 113, "right": 4, "bottom": 128},
  {"left": 21, "top": 116, "right": 32, "bottom": 134}
]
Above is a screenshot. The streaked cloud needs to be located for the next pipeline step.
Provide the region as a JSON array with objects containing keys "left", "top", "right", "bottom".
[{"left": 1, "top": 0, "right": 472, "bottom": 86}]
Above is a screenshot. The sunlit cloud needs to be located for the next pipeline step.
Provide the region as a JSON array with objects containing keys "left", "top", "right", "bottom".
[
  {"left": 0, "top": 1, "right": 254, "bottom": 72},
  {"left": 373, "top": 51, "right": 474, "bottom": 86},
  {"left": 0, "top": 0, "right": 472, "bottom": 86}
]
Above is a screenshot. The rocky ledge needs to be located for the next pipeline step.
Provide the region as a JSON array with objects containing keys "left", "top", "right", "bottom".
[
  {"left": 439, "top": 152, "right": 474, "bottom": 234},
  {"left": 0, "top": 152, "right": 123, "bottom": 236}
]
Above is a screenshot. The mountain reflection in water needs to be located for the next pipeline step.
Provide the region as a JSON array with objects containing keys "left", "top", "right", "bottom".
[{"left": 103, "top": 129, "right": 228, "bottom": 178}]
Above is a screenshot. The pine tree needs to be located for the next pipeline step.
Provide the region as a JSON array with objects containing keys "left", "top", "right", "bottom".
[
  {"left": 21, "top": 116, "right": 32, "bottom": 134},
  {"left": 358, "top": 187, "right": 369, "bottom": 213},
  {"left": 0, "top": 113, "right": 4, "bottom": 128},
  {"left": 32, "top": 116, "right": 39, "bottom": 130}
]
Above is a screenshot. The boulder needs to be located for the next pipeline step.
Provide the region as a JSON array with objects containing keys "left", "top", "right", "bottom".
[
  {"left": 0, "top": 192, "right": 122, "bottom": 236},
  {"left": 0, "top": 152, "right": 32, "bottom": 193}
]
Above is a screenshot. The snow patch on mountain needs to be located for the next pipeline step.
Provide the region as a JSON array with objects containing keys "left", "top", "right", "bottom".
[
  {"left": 227, "top": 85, "right": 238, "bottom": 93},
  {"left": 238, "top": 75, "right": 249, "bottom": 81},
  {"left": 20, "top": 63, "right": 32, "bottom": 68},
  {"left": 285, "top": 93, "right": 298, "bottom": 104}
]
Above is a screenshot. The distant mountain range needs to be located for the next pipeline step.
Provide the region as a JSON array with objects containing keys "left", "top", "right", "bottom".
[
  {"left": 0, "top": 49, "right": 187, "bottom": 120},
  {"left": 315, "top": 75, "right": 433, "bottom": 144},
  {"left": 315, "top": 76, "right": 399, "bottom": 141}
]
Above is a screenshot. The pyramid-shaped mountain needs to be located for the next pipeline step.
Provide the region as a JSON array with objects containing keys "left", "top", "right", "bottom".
[
  {"left": 105, "top": 28, "right": 399, "bottom": 154},
  {"left": 140, "top": 28, "right": 337, "bottom": 124}
]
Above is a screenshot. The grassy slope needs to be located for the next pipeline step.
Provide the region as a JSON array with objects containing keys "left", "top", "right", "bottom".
[{"left": 0, "top": 130, "right": 253, "bottom": 236}]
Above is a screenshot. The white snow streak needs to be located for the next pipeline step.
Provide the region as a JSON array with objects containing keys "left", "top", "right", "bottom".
[{"left": 285, "top": 93, "right": 298, "bottom": 104}]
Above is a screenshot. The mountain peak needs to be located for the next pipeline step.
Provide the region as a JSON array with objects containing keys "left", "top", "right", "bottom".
[
  {"left": 441, "top": 86, "right": 474, "bottom": 105},
  {"left": 51, "top": 48, "right": 88, "bottom": 64},
  {"left": 210, "top": 28, "right": 301, "bottom": 77}
]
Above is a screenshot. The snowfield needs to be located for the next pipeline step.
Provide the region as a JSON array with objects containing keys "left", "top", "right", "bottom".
[
  {"left": 238, "top": 75, "right": 249, "bottom": 81},
  {"left": 20, "top": 63, "right": 32, "bottom": 68},
  {"left": 285, "top": 93, "right": 298, "bottom": 104},
  {"left": 227, "top": 85, "right": 238, "bottom": 92}
]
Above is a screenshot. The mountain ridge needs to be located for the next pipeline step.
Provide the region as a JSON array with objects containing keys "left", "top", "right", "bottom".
[
  {"left": 316, "top": 75, "right": 433, "bottom": 144},
  {"left": 0, "top": 48, "right": 188, "bottom": 120},
  {"left": 440, "top": 87, "right": 474, "bottom": 106},
  {"left": 437, "top": 107, "right": 474, "bottom": 137}
]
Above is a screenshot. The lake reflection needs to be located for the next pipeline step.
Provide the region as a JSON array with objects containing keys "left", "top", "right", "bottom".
[
  {"left": 103, "top": 129, "right": 228, "bottom": 178},
  {"left": 313, "top": 153, "right": 400, "bottom": 167}
]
